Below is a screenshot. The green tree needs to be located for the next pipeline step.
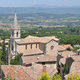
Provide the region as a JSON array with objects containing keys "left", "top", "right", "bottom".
[
  {"left": 1, "top": 40, "right": 7, "bottom": 64},
  {"left": 10, "top": 53, "right": 23, "bottom": 65}
]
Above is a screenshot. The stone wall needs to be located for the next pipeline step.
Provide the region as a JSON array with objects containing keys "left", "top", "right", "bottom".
[{"left": 45, "top": 40, "right": 58, "bottom": 56}]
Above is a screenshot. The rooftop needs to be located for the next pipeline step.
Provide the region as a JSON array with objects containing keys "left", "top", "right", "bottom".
[
  {"left": 22, "top": 55, "right": 57, "bottom": 65},
  {"left": 16, "top": 35, "right": 59, "bottom": 44},
  {"left": 20, "top": 49, "right": 43, "bottom": 56},
  {"left": 1, "top": 65, "right": 33, "bottom": 80},
  {"left": 60, "top": 44, "right": 73, "bottom": 50}
]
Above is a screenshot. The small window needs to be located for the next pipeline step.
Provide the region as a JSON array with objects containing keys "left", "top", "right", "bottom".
[
  {"left": 42, "top": 62, "right": 45, "bottom": 65},
  {"left": 12, "top": 31, "right": 14, "bottom": 37},
  {"left": 51, "top": 46, "right": 54, "bottom": 50},
  {"left": 12, "top": 45, "right": 14, "bottom": 51},
  {"left": 31, "top": 44, "right": 32, "bottom": 49},
  {"left": 36, "top": 44, "right": 37, "bottom": 48},
  {"left": 16, "top": 32, "right": 18, "bottom": 37},
  {"left": 26, "top": 45, "right": 27, "bottom": 49}
]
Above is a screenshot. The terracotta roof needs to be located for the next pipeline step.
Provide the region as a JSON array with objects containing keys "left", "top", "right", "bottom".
[
  {"left": 36, "top": 55, "right": 56, "bottom": 62},
  {"left": 16, "top": 35, "right": 59, "bottom": 44},
  {"left": 22, "top": 55, "right": 56, "bottom": 65},
  {"left": 58, "top": 51, "right": 76, "bottom": 65},
  {"left": 22, "top": 56, "right": 37, "bottom": 64},
  {"left": 59, "top": 58, "right": 66, "bottom": 64},
  {"left": 20, "top": 49, "right": 43, "bottom": 56},
  {"left": 58, "top": 51, "right": 76, "bottom": 58},
  {"left": 60, "top": 44, "right": 73, "bottom": 50},
  {"left": 1, "top": 65, "right": 57, "bottom": 80},
  {"left": 58, "top": 45, "right": 66, "bottom": 52},
  {"left": 71, "top": 55, "right": 80, "bottom": 62},
  {"left": 1, "top": 65, "right": 33, "bottom": 80},
  {"left": 69, "top": 62, "right": 80, "bottom": 75}
]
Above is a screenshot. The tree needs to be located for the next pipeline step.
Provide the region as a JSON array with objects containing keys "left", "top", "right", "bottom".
[
  {"left": 1, "top": 40, "right": 7, "bottom": 64},
  {"left": 10, "top": 53, "right": 23, "bottom": 65}
]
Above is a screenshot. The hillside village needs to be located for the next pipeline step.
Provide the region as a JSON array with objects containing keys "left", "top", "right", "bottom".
[{"left": 0, "top": 12, "right": 80, "bottom": 80}]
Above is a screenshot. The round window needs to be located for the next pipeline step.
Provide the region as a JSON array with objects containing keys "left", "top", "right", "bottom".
[{"left": 51, "top": 46, "right": 54, "bottom": 50}]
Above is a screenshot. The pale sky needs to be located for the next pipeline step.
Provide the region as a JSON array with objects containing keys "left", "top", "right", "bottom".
[{"left": 0, "top": 0, "right": 80, "bottom": 7}]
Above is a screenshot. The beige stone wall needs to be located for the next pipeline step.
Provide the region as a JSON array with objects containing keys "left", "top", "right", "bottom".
[
  {"left": 27, "top": 44, "right": 31, "bottom": 50},
  {"left": 45, "top": 40, "right": 58, "bottom": 56},
  {"left": 17, "top": 43, "right": 40, "bottom": 52},
  {"left": 17, "top": 45, "right": 25, "bottom": 52}
]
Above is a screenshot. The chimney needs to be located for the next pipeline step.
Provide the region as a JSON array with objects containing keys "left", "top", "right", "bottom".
[{"left": 43, "top": 65, "right": 46, "bottom": 73}]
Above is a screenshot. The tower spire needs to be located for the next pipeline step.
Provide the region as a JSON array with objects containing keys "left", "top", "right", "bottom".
[{"left": 13, "top": 11, "right": 19, "bottom": 28}]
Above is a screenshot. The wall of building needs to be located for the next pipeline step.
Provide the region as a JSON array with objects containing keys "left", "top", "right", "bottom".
[
  {"left": 17, "top": 43, "right": 40, "bottom": 52},
  {"left": 45, "top": 40, "right": 58, "bottom": 56},
  {"left": 17, "top": 45, "right": 25, "bottom": 52}
]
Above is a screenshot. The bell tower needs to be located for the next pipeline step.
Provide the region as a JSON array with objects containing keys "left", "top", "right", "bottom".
[
  {"left": 10, "top": 11, "right": 20, "bottom": 55},
  {"left": 10, "top": 12, "right": 20, "bottom": 39},
  {"left": 8, "top": 11, "right": 21, "bottom": 64}
]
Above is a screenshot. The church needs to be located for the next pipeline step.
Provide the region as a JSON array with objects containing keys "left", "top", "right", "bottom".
[{"left": 7, "top": 12, "right": 60, "bottom": 75}]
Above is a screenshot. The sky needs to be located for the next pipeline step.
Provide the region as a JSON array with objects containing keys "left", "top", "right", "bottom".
[{"left": 0, "top": 0, "right": 80, "bottom": 7}]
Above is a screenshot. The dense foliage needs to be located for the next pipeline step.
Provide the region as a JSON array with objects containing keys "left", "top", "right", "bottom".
[{"left": 1, "top": 40, "right": 7, "bottom": 64}]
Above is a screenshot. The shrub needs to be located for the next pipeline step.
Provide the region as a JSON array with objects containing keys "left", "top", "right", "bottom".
[
  {"left": 66, "top": 74, "right": 80, "bottom": 80},
  {"left": 50, "top": 74, "right": 62, "bottom": 80},
  {"left": 38, "top": 72, "right": 50, "bottom": 80},
  {"left": 66, "top": 47, "right": 71, "bottom": 51}
]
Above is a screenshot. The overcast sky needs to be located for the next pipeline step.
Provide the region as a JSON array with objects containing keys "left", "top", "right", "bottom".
[{"left": 0, "top": 0, "right": 80, "bottom": 7}]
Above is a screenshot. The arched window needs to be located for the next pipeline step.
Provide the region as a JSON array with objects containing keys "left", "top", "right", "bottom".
[
  {"left": 12, "top": 31, "right": 14, "bottom": 37},
  {"left": 31, "top": 44, "right": 32, "bottom": 49},
  {"left": 12, "top": 44, "right": 14, "bottom": 51},
  {"left": 36, "top": 44, "right": 37, "bottom": 48},
  {"left": 16, "top": 32, "right": 18, "bottom": 37},
  {"left": 51, "top": 46, "right": 54, "bottom": 50}
]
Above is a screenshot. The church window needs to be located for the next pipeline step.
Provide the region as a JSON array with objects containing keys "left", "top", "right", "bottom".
[
  {"left": 31, "top": 44, "right": 32, "bottom": 49},
  {"left": 42, "top": 62, "right": 45, "bottom": 65},
  {"left": 26, "top": 45, "right": 27, "bottom": 49},
  {"left": 12, "top": 45, "right": 14, "bottom": 51},
  {"left": 51, "top": 46, "right": 54, "bottom": 50},
  {"left": 16, "top": 32, "right": 18, "bottom": 37},
  {"left": 12, "top": 31, "right": 14, "bottom": 37},
  {"left": 36, "top": 44, "right": 37, "bottom": 48}
]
